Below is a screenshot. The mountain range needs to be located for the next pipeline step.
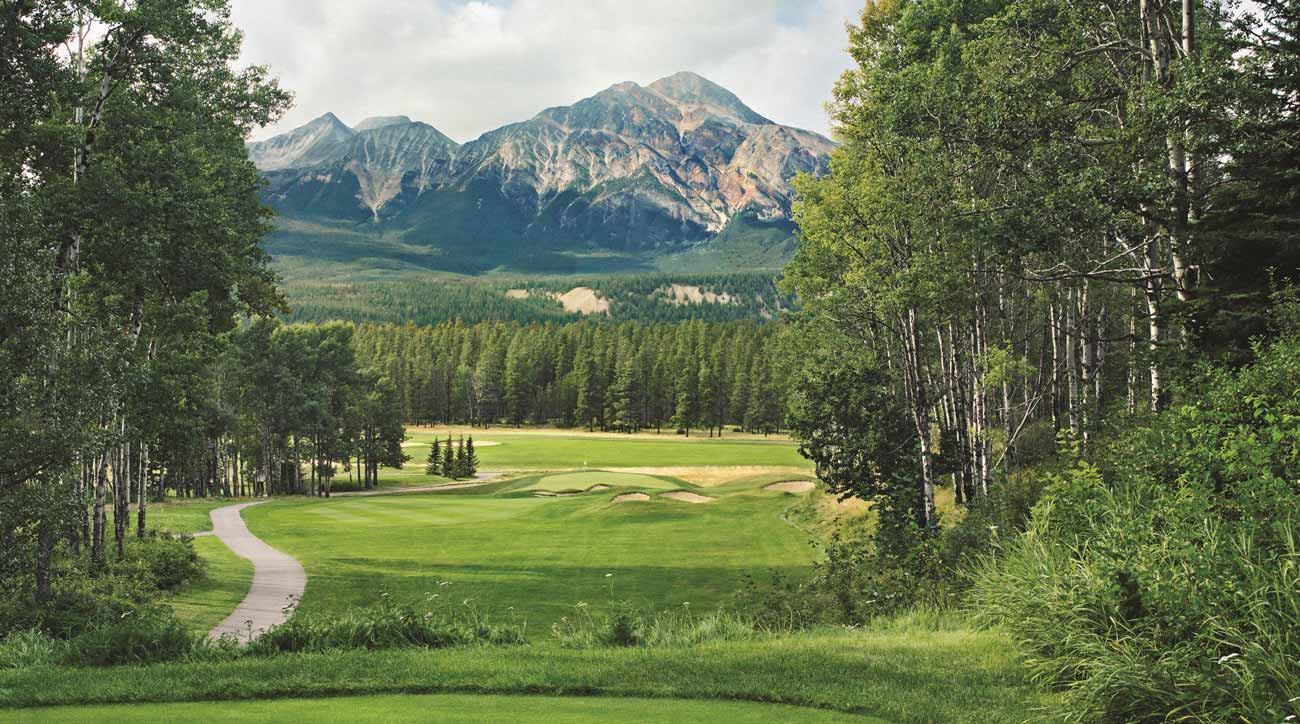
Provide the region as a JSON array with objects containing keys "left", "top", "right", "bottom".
[{"left": 249, "top": 72, "right": 834, "bottom": 275}]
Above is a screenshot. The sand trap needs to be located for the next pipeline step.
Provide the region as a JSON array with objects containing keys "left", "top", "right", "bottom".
[
  {"left": 588, "top": 484, "right": 611, "bottom": 492},
  {"left": 661, "top": 491, "right": 715, "bottom": 504},
  {"left": 613, "top": 492, "right": 650, "bottom": 503},
  {"left": 764, "top": 480, "right": 816, "bottom": 494},
  {"left": 604, "top": 466, "right": 812, "bottom": 488},
  {"left": 536, "top": 484, "right": 612, "bottom": 498}
]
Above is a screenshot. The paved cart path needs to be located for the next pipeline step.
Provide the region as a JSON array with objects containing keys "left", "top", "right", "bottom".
[{"left": 206, "top": 501, "right": 306, "bottom": 643}]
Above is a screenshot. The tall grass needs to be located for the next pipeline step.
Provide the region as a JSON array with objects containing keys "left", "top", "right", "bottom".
[
  {"left": 969, "top": 482, "right": 1300, "bottom": 723},
  {"left": 248, "top": 593, "right": 527, "bottom": 655},
  {"left": 551, "top": 601, "right": 761, "bottom": 648}
]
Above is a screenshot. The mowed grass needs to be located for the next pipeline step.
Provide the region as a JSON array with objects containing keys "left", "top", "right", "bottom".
[
  {"left": 403, "top": 428, "right": 810, "bottom": 471},
  {"left": 0, "top": 626, "right": 1048, "bottom": 723},
  {"left": 240, "top": 488, "right": 816, "bottom": 630},
  {"left": 167, "top": 536, "right": 254, "bottom": 633},
  {"left": 519, "top": 471, "right": 683, "bottom": 492},
  {"left": 138, "top": 498, "right": 235, "bottom": 534},
  {"left": 3, "top": 693, "right": 881, "bottom": 724}
]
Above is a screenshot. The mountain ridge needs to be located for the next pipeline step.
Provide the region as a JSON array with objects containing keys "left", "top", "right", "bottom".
[{"left": 251, "top": 72, "right": 833, "bottom": 274}]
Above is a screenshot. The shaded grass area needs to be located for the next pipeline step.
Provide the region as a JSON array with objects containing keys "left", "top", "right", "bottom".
[
  {"left": 0, "top": 628, "right": 1047, "bottom": 723},
  {"left": 139, "top": 499, "right": 236, "bottom": 534},
  {"left": 167, "top": 536, "right": 254, "bottom": 634},
  {"left": 240, "top": 491, "right": 817, "bottom": 630},
  {"left": 3, "top": 693, "right": 881, "bottom": 724}
]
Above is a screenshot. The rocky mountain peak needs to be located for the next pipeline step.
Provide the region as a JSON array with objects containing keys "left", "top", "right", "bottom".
[
  {"left": 354, "top": 115, "right": 415, "bottom": 132},
  {"left": 253, "top": 74, "right": 834, "bottom": 267},
  {"left": 647, "top": 71, "right": 771, "bottom": 126}
]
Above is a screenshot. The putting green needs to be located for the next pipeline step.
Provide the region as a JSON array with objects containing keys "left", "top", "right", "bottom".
[
  {"left": 522, "top": 471, "right": 682, "bottom": 492},
  {"left": 2, "top": 693, "right": 882, "bottom": 723}
]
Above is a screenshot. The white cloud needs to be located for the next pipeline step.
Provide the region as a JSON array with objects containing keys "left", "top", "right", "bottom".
[{"left": 231, "top": 0, "right": 861, "bottom": 143}]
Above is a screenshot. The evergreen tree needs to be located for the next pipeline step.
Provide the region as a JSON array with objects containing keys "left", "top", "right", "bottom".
[
  {"left": 442, "top": 436, "right": 456, "bottom": 478},
  {"left": 465, "top": 436, "right": 479, "bottom": 476},
  {"left": 425, "top": 439, "right": 442, "bottom": 476},
  {"left": 454, "top": 436, "right": 468, "bottom": 478},
  {"left": 610, "top": 350, "right": 643, "bottom": 432}
]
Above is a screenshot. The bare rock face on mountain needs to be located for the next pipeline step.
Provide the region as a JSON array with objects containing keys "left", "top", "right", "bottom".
[{"left": 250, "top": 72, "right": 834, "bottom": 269}]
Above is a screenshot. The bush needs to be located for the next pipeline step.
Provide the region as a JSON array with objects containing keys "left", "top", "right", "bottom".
[
  {"left": 61, "top": 607, "right": 197, "bottom": 667},
  {"left": 970, "top": 336, "right": 1300, "bottom": 723},
  {"left": 112, "top": 533, "right": 205, "bottom": 592},
  {"left": 247, "top": 593, "right": 526, "bottom": 655},
  {"left": 0, "top": 629, "right": 63, "bottom": 669},
  {"left": 0, "top": 562, "right": 159, "bottom": 639}
]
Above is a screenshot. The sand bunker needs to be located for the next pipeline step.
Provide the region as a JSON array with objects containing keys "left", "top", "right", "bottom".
[
  {"left": 588, "top": 484, "right": 611, "bottom": 492},
  {"left": 764, "top": 480, "right": 816, "bottom": 494},
  {"left": 604, "top": 466, "right": 811, "bottom": 488},
  {"left": 661, "top": 491, "right": 715, "bottom": 504},
  {"left": 613, "top": 492, "right": 650, "bottom": 503}
]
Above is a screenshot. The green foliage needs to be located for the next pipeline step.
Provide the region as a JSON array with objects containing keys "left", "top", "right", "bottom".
[
  {"left": 353, "top": 319, "right": 789, "bottom": 432},
  {"left": 970, "top": 337, "right": 1300, "bottom": 723},
  {"left": 280, "top": 272, "right": 793, "bottom": 327},
  {"left": 0, "top": 630, "right": 63, "bottom": 670},
  {"left": 0, "top": 532, "right": 208, "bottom": 640},
  {"left": 246, "top": 593, "right": 526, "bottom": 655},
  {"left": 110, "top": 533, "right": 205, "bottom": 593},
  {"left": 551, "top": 601, "right": 759, "bottom": 649},
  {"left": 61, "top": 608, "right": 197, "bottom": 668}
]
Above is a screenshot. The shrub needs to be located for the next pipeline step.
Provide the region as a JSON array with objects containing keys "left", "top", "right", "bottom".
[
  {"left": 62, "top": 607, "right": 197, "bottom": 667},
  {"left": 112, "top": 533, "right": 205, "bottom": 592},
  {"left": 970, "top": 336, "right": 1300, "bottom": 723},
  {"left": 247, "top": 593, "right": 526, "bottom": 655},
  {"left": 0, "top": 629, "right": 63, "bottom": 669}
]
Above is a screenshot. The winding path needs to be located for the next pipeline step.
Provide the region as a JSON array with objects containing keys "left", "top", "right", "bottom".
[{"left": 206, "top": 501, "right": 306, "bottom": 643}]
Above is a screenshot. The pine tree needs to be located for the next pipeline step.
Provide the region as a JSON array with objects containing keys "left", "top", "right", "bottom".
[
  {"left": 454, "top": 436, "right": 468, "bottom": 478},
  {"left": 425, "top": 439, "right": 442, "bottom": 476},
  {"left": 442, "top": 436, "right": 456, "bottom": 478},
  {"left": 465, "top": 436, "right": 479, "bottom": 476}
]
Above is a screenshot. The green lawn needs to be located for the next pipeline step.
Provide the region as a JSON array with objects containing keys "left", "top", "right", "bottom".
[
  {"left": 0, "top": 431, "right": 1049, "bottom": 722},
  {"left": 240, "top": 487, "right": 815, "bottom": 629},
  {"left": 403, "top": 429, "right": 810, "bottom": 471},
  {"left": 3, "top": 693, "right": 880, "bottom": 723},
  {"left": 140, "top": 498, "right": 236, "bottom": 534},
  {"left": 519, "top": 471, "right": 684, "bottom": 492},
  {"left": 0, "top": 628, "right": 1048, "bottom": 722},
  {"left": 167, "top": 536, "right": 254, "bottom": 633}
]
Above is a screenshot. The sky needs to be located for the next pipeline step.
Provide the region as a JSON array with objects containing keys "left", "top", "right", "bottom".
[{"left": 231, "top": 0, "right": 863, "bottom": 143}]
